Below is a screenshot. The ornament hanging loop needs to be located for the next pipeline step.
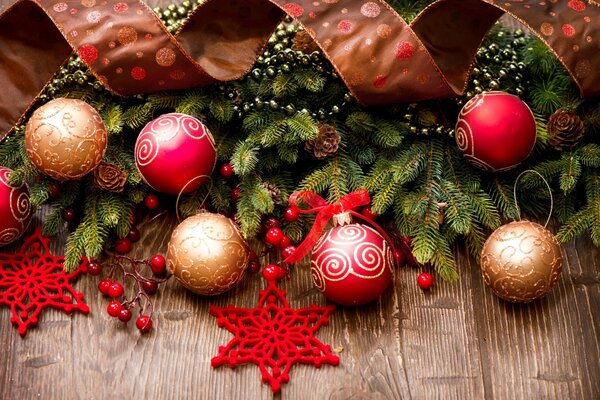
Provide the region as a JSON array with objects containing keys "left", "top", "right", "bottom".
[
  {"left": 513, "top": 170, "right": 553, "bottom": 228},
  {"left": 175, "top": 175, "right": 213, "bottom": 223}
]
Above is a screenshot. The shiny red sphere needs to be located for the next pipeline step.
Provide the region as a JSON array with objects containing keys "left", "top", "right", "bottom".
[
  {"left": 263, "top": 264, "right": 286, "bottom": 281},
  {"left": 135, "top": 113, "right": 216, "bottom": 195},
  {"left": 0, "top": 167, "right": 32, "bottom": 246},
  {"left": 107, "top": 301, "right": 122, "bottom": 317},
  {"left": 219, "top": 163, "right": 235, "bottom": 179},
  {"left": 230, "top": 187, "right": 241, "bottom": 202},
  {"left": 455, "top": 91, "right": 536, "bottom": 172},
  {"left": 417, "top": 272, "right": 434, "bottom": 290},
  {"left": 114, "top": 237, "right": 132, "bottom": 254},
  {"left": 87, "top": 260, "right": 102, "bottom": 276},
  {"left": 108, "top": 282, "right": 124, "bottom": 298},
  {"left": 127, "top": 227, "right": 141, "bottom": 242},
  {"left": 118, "top": 308, "right": 133, "bottom": 322},
  {"left": 98, "top": 279, "right": 112, "bottom": 295},
  {"left": 265, "top": 227, "right": 284, "bottom": 246},
  {"left": 284, "top": 207, "right": 300, "bottom": 223},
  {"left": 142, "top": 281, "right": 158, "bottom": 295},
  {"left": 136, "top": 315, "right": 153, "bottom": 333},
  {"left": 144, "top": 194, "right": 159, "bottom": 210},
  {"left": 150, "top": 254, "right": 166, "bottom": 275},
  {"left": 310, "top": 223, "right": 394, "bottom": 306}
]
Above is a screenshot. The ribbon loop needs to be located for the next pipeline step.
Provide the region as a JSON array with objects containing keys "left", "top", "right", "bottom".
[{"left": 283, "top": 189, "right": 370, "bottom": 263}]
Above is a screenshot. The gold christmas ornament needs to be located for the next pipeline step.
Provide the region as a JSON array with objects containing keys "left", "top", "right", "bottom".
[
  {"left": 25, "top": 98, "right": 107, "bottom": 180},
  {"left": 480, "top": 220, "right": 563, "bottom": 303},
  {"left": 167, "top": 212, "right": 250, "bottom": 296}
]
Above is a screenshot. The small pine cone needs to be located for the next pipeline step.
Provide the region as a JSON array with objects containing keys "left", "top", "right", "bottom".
[
  {"left": 94, "top": 162, "right": 127, "bottom": 193},
  {"left": 292, "top": 30, "right": 319, "bottom": 54},
  {"left": 305, "top": 124, "right": 341, "bottom": 159},
  {"left": 262, "top": 182, "right": 283, "bottom": 205},
  {"left": 547, "top": 109, "right": 585, "bottom": 150}
]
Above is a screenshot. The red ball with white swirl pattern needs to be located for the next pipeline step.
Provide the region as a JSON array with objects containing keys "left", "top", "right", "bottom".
[
  {"left": 135, "top": 113, "right": 216, "bottom": 195},
  {"left": 0, "top": 167, "right": 32, "bottom": 246},
  {"left": 455, "top": 91, "right": 536, "bottom": 172},
  {"left": 310, "top": 223, "right": 394, "bottom": 306}
]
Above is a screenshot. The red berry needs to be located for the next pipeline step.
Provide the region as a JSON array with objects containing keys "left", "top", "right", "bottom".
[
  {"left": 108, "top": 282, "right": 124, "bottom": 298},
  {"left": 248, "top": 250, "right": 257, "bottom": 262},
  {"left": 150, "top": 254, "right": 167, "bottom": 275},
  {"left": 49, "top": 183, "right": 61, "bottom": 199},
  {"left": 142, "top": 281, "right": 158, "bottom": 295},
  {"left": 417, "top": 272, "right": 434, "bottom": 290},
  {"left": 129, "top": 210, "right": 137, "bottom": 226},
  {"left": 265, "top": 227, "right": 284, "bottom": 246},
  {"left": 264, "top": 216, "right": 281, "bottom": 229},
  {"left": 262, "top": 264, "right": 285, "bottom": 281},
  {"left": 248, "top": 260, "right": 260, "bottom": 274},
  {"left": 284, "top": 207, "right": 300, "bottom": 223},
  {"left": 107, "top": 301, "right": 122, "bottom": 317},
  {"left": 136, "top": 315, "right": 153, "bottom": 333},
  {"left": 127, "top": 227, "right": 141, "bottom": 243},
  {"left": 114, "top": 237, "right": 132, "bottom": 254},
  {"left": 118, "top": 308, "right": 132, "bottom": 322},
  {"left": 219, "top": 163, "right": 235, "bottom": 179},
  {"left": 87, "top": 260, "right": 102, "bottom": 276},
  {"left": 393, "top": 249, "right": 406, "bottom": 267},
  {"left": 231, "top": 187, "right": 241, "bottom": 202},
  {"left": 144, "top": 194, "right": 159, "bottom": 210},
  {"left": 361, "top": 205, "right": 378, "bottom": 221},
  {"left": 62, "top": 207, "right": 76, "bottom": 222},
  {"left": 279, "top": 234, "right": 291, "bottom": 249},
  {"left": 98, "top": 279, "right": 112, "bottom": 295},
  {"left": 281, "top": 245, "right": 296, "bottom": 259}
]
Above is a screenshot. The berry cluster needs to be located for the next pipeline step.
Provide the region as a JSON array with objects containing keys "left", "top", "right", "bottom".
[{"left": 91, "top": 254, "right": 169, "bottom": 334}]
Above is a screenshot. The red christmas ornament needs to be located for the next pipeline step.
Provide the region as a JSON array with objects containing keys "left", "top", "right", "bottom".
[
  {"left": 0, "top": 228, "right": 89, "bottom": 336},
  {"left": 0, "top": 167, "right": 32, "bottom": 246},
  {"left": 455, "top": 91, "right": 536, "bottom": 172},
  {"left": 210, "top": 275, "right": 339, "bottom": 393},
  {"left": 311, "top": 223, "right": 394, "bottom": 306},
  {"left": 135, "top": 113, "right": 216, "bottom": 195}
]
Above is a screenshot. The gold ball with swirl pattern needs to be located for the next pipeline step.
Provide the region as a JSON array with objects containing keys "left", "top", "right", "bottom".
[
  {"left": 25, "top": 98, "right": 107, "bottom": 181},
  {"left": 167, "top": 212, "right": 250, "bottom": 296}
]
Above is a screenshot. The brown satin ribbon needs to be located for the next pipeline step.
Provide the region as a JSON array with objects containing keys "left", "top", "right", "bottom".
[{"left": 0, "top": 0, "right": 598, "bottom": 140}]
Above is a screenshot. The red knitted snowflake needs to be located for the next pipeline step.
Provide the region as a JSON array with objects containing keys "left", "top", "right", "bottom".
[
  {"left": 210, "top": 278, "right": 339, "bottom": 393},
  {"left": 0, "top": 227, "right": 89, "bottom": 336}
]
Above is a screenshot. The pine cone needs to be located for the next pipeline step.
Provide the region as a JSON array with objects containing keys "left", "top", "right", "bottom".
[
  {"left": 261, "top": 182, "right": 283, "bottom": 205},
  {"left": 292, "top": 30, "right": 319, "bottom": 54},
  {"left": 93, "top": 162, "right": 127, "bottom": 193},
  {"left": 547, "top": 109, "right": 585, "bottom": 150},
  {"left": 305, "top": 124, "right": 341, "bottom": 160}
]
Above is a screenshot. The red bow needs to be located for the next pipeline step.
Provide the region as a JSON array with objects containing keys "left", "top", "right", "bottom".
[{"left": 283, "top": 189, "right": 401, "bottom": 266}]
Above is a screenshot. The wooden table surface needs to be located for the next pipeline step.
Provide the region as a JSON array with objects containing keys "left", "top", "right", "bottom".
[{"left": 0, "top": 211, "right": 599, "bottom": 400}]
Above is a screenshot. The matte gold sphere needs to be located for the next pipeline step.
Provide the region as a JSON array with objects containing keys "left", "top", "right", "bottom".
[
  {"left": 480, "top": 220, "right": 563, "bottom": 303},
  {"left": 25, "top": 98, "right": 107, "bottom": 180},
  {"left": 167, "top": 213, "right": 249, "bottom": 295}
]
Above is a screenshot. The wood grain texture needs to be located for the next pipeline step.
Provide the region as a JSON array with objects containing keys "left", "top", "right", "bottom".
[{"left": 1, "top": 211, "right": 598, "bottom": 400}]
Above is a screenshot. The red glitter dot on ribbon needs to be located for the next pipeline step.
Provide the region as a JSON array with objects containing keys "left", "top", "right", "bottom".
[
  {"left": 373, "top": 75, "right": 386, "bottom": 88},
  {"left": 338, "top": 20, "right": 352, "bottom": 33},
  {"left": 77, "top": 44, "right": 98, "bottom": 64},
  {"left": 131, "top": 67, "right": 146, "bottom": 80},
  {"left": 562, "top": 24, "right": 576, "bottom": 37},
  {"left": 283, "top": 3, "right": 304, "bottom": 17},
  {"left": 567, "top": 0, "right": 586, "bottom": 11},
  {"left": 113, "top": 2, "right": 128, "bottom": 13},
  {"left": 395, "top": 41, "right": 415, "bottom": 60}
]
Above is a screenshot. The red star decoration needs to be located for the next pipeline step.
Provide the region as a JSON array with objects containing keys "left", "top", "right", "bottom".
[
  {"left": 0, "top": 227, "right": 89, "bottom": 336},
  {"left": 210, "top": 278, "right": 340, "bottom": 393}
]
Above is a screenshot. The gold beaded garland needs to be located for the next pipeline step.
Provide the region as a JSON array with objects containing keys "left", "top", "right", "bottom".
[
  {"left": 25, "top": 98, "right": 107, "bottom": 181},
  {"left": 480, "top": 220, "right": 563, "bottom": 303},
  {"left": 167, "top": 212, "right": 250, "bottom": 296}
]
